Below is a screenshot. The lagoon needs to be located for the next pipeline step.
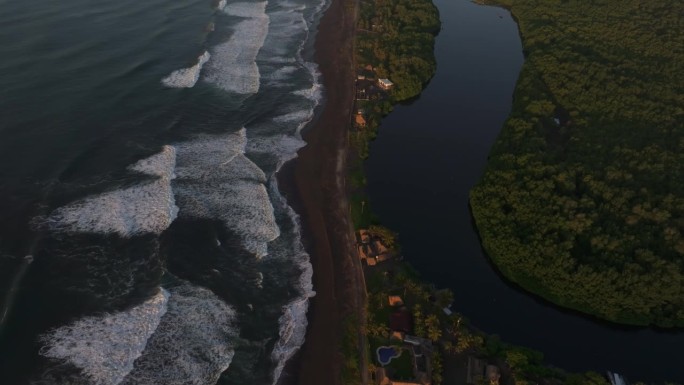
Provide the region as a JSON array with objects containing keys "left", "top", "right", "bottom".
[{"left": 365, "top": 0, "right": 684, "bottom": 381}]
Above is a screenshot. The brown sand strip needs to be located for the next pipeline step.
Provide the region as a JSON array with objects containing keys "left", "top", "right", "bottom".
[{"left": 276, "top": 0, "right": 360, "bottom": 383}]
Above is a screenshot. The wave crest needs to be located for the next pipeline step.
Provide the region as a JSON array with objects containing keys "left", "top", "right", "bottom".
[
  {"left": 43, "top": 146, "right": 178, "bottom": 236},
  {"left": 120, "top": 283, "right": 238, "bottom": 385},
  {"left": 161, "top": 51, "right": 211, "bottom": 89},
  {"left": 39, "top": 289, "right": 170, "bottom": 385},
  {"left": 204, "top": 2, "right": 269, "bottom": 94}
]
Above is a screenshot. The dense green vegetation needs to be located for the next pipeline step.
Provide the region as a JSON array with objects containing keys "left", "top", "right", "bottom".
[
  {"left": 341, "top": 314, "right": 363, "bottom": 385},
  {"left": 471, "top": 0, "right": 684, "bottom": 326},
  {"left": 356, "top": 0, "right": 440, "bottom": 101},
  {"left": 344, "top": 1, "right": 440, "bottom": 382},
  {"left": 349, "top": 0, "right": 440, "bottom": 228},
  {"left": 364, "top": 263, "right": 645, "bottom": 385}
]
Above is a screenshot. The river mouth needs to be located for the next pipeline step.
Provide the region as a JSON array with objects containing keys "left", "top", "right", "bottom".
[{"left": 364, "top": 0, "right": 684, "bottom": 382}]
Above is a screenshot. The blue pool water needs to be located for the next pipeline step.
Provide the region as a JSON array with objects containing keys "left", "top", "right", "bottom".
[{"left": 376, "top": 346, "right": 399, "bottom": 366}]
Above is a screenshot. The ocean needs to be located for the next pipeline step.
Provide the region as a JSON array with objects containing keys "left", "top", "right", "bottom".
[{"left": 0, "top": 0, "right": 326, "bottom": 383}]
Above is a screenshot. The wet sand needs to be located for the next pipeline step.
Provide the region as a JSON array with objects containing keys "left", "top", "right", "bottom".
[{"left": 277, "top": 0, "right": 361, "bottom": 383}]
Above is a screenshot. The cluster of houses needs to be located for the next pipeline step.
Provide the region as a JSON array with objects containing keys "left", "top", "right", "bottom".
[
  {"left": 356, "top": 66, "right": 394, "bottom": 95},
  {"left": 357, "top": 229, "right": 506, "bottom": 385},
  {"left": 352, "top": 63, "right": 506, "bottom": 384},
  {"left": 375, "top": 294, "right": 434, "bottom": 385},
  {"left": 357, "top": 229, "right": 395, "bottom": 266},
  {"left": 354, "top": 65, "right": 393, "bottom": 128},
  {"left": 375, "top": 293, "right": 503, "bottom": 385}
]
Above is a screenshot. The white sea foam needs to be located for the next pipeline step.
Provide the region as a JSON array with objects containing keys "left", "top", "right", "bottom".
[
  {"left": 173, "top": 131, "right": 279, "bottom": 258},
  {"left": 129, "top": 145, "right": 177, "bottom": 178},
  {"left": 39, "top": 289, "right": 170, "bottom": 385},
  {"left": 268, "top": 56, "right": 297, "bottom": 64},
  {"left": 247, "top": 135, "right": 306, "bottom": 169},
  {"left": 204, "top": 2, "right": 269, "bottom": 94},
  {"left": 269, "top": 179, "right": 314, "bottom": 295},
  {"left": 259, "top": 9, "right": 307, "bottom": 59},
  {"left": 267, "top": 179, "right": 314, "bottom": 385},
  {"left": 161, "top": 51, "right": 211, "bottom": 88},
  {"left": 264, "top": 65, "right": 299, "bottom": 81},
  {"left": 216, "top": 0, "right": 227, "bottom": 11},
  {"left": 44, "top": 146, "right": 178, "bottom": 236},
  {"left": 120, "top": 283, "right": 238, "bottom": 385},
  {"left": 271, "top": 296, "right": 310, "bottom": 384},
  {"left": 294, "top": 62, "right": 323, "bottom": 103},
  {"left": 273, "top": 109, "right": 313, "bottom": 124},
  {"left": 224, "top": 1, "right": 267, "bottom": 18}
]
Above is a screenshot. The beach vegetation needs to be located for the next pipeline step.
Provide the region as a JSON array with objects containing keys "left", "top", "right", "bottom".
[
  {"left": 471, "top": 0, "right": 684, "bottom": 326},
  {"left": 341, "top": 313, "right": 363, "bottom": 385},
  {"left": 368, "top": 225, "right": 397, "bottom": 250},
  {"left": 356, "top": 0, "right": 439, "bottom": 102}
]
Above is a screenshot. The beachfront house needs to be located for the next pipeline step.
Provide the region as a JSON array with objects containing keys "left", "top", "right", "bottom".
[
  {"left": 355, "top": 113, "right": 367, "bottom": 127},
  {"left": 388, "top": 295, "right": 404, "bottom": 307},
  {"left": 378, "top": 78, "right": 394, "bottom": 90}
]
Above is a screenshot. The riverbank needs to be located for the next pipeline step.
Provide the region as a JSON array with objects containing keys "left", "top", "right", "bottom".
[
  {"left": 364, "top": 0, "right": 684, "bottom": 382},
  {"left": 470, "top": 0, "right": 684, "bottom": 328},
  {"left": 277, "top": 0, "right": 363, "bottom": 382}
]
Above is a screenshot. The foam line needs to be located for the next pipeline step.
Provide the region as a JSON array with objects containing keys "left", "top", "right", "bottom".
[
  {"left": 44, "top": 146, "right": 178, "bottom": 236},
  {"left": 173, "top": 131, "right": 279, "bottom": 258},
  {"left": 204, "top": 2, "right": 269, "bottom": 94},
  {"left": 265, "top": 179, "right": 315, "bottom": 384},
  {"left": 39, "top": 289, "right": 170, "bottom": 385},
  {"left": 161, "top": 51, "right": 211, "bottom": 88},
  {"left": 120, "top": 283, "right": 238, "bottom": 385},
  {"left": 271, "top": 297, "right": 310, "bottom": 384}
]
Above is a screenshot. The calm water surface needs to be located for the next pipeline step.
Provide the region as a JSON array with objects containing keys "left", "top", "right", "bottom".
[{"left": 366, "top": 0, "right": 684, "bottom": 382}]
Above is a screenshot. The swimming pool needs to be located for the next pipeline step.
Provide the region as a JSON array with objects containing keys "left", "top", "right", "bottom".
[{"left": 376, "top": 346, "right": 400, "bottom": 365}]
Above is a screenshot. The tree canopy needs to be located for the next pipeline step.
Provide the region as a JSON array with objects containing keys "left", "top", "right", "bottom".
[
  {"left": 356, "top": 0, "right": 440, "bottom": 101},
  {"left": 471, "top": 0, "right": 684, "bottom": 326}
]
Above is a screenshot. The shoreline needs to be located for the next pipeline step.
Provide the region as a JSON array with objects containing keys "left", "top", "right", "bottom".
[{"left": 277, "top": 0, "right": 364, "bottom": 382}]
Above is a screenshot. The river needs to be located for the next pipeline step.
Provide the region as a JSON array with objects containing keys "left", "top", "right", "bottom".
[{"left": 365, "top": 0, "right": 684, "bottom": 382}]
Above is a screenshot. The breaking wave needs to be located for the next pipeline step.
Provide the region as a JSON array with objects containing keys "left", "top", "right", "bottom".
[
  {"left": 294, "top": 62, "right": 323, "bottom": 103},
  {"left": 120, "top": 283, "right": 238, "bottom": 385},
  {"left": 224, "top": 1, "right": 269, "bottom": 18},
  {"left": 173, "top": 130, "right": 280, "bottom": 258},
  {"left": 204, "top": 2, "right": 269, "bottom": 94},
  {"left": 39, "top": 289, "right": 170, "bottom": 385},
  {"left": 161, "top": 51, "right": 211, "bottom": 89},
  {"left": 247, "top": 134, "right": 306, "bottom": 169},
  {"left": 271, "top": 297, "right": 310, "bottom": 384},
  {"left": 266, "top": 178, "right": 314, "bottom": 384},
  {"left": 264, "top": 66, "right": 299, "bottom": 81},
  {"left": 43, "top": 146, "right": 178, "bottom": 236}
]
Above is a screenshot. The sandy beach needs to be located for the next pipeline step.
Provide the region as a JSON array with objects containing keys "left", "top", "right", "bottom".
[{"left": 277, "top": 0, "right": 363, "bottom": 383}]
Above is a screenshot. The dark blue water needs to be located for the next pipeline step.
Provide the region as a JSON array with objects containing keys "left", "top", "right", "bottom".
[
  {"left": 377, "top": 346, "right": 398, "bottom": 365},
  {"left": 366, "top": 0, "right": 684, "bottom": 382},
  {"left": 0, "top": 0, "right": 325, "bottom": 383}
]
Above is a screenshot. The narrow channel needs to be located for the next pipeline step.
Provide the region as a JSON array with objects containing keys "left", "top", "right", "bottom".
[{"left": 365, "top": 0, "right": 684, "bottom": 381}]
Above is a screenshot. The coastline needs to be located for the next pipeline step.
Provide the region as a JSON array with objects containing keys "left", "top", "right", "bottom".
[{"left": 277, "top": 0, "right": 364, "bottom": 382}]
